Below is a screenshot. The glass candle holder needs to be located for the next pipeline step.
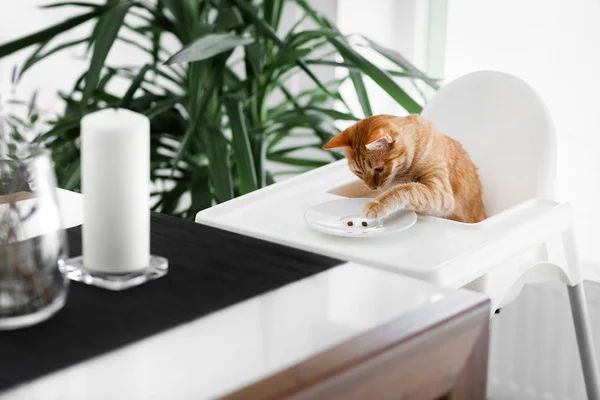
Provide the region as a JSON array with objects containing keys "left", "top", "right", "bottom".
[{"left": 0, "top": 147, "right": 69, "bottom": 330}]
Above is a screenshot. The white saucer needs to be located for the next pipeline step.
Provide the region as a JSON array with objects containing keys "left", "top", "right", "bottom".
[{"left": 304, "top": 198, "right": 417, "bottom": 237}]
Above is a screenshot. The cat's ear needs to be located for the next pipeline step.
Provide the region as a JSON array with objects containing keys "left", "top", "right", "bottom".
[
  {"left": 365, "top": 128, "right": 393, "bottom": 150},
  {"left": 323, "top": 129, "right": 350, "bottom": 149}
]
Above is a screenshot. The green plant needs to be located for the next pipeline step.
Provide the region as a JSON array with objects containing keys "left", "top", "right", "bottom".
[{"left": 0, "top": 0, "right": 437, "bottom": 218}]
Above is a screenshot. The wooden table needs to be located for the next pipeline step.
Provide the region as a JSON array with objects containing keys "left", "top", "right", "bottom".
[
  {"left": 0, "top": 190, "right": 490, "bottom": 399},
  {"left": 227, "top": 289, "right": 490, "bottom": 400}
]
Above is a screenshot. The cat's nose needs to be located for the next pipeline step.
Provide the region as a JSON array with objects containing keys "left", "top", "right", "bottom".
[{"left": 368, "top": 184, "right": 378, "bottom": 190}]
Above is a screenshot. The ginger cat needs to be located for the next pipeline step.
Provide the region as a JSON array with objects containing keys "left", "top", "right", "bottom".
[{"left": 324, "top": 114, "right": 486, "bottom": 223}]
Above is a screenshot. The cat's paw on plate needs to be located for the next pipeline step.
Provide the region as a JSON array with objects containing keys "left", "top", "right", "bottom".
[{"left": 363, "top": 200, "right": 385, "bottom": 218}]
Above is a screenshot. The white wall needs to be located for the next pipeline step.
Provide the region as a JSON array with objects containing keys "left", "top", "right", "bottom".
[{"left": 443, "top": 0, "right": 600, "bottom": 265}]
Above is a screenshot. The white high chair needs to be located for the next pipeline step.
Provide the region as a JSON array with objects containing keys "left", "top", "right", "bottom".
[
  {"left": 421, "top": 71, "right": 600, "bottom": 398},
  {"left": 196, "top": 71, "right": 600, "bottom": 398}
]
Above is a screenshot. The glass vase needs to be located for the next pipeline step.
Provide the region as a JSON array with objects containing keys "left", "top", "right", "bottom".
[{"left": 0, "top": 147, "right": 69, "bottom": 330}]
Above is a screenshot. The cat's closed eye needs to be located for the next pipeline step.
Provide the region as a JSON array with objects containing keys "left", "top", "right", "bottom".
[
  {"left": 354, "top": 170, "right": 363, "bottom": 175},
  {"left": 374, "top": 166, "right": 384, "bottom": 173}
]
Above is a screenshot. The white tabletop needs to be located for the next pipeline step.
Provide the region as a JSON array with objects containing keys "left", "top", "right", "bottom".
[{"left": 1, "top": 189, "right": 455, "bottom": 399}]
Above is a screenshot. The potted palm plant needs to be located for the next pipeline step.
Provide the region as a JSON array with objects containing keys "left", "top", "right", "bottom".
[{"left": 0, "top": 0, "right": 438, "bottom": 219}]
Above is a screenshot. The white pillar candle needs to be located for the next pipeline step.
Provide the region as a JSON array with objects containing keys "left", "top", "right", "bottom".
[{"left": 81, "top": 108, "right": 150, "bottom": 273}]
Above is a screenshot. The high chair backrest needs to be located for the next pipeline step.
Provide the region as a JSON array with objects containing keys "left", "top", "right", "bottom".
[{"left": 421, "top": 71, "right": 557, "bottom": 217}]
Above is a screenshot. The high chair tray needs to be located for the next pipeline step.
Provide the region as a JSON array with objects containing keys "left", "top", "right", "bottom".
[{"left": 196, "top": 160, "right": 568, "bottom": 288}]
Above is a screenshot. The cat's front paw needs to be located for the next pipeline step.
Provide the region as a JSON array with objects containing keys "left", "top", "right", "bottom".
[{"left": 363, "top": 200, "right": 385, "bottom": 218}]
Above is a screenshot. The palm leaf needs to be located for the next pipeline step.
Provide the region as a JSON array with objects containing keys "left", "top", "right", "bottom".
[
  {"left": 204, "top": 125, "right": 234, "bottom": 202},
  {"left": 120, "top": 64, "right": 151, "bottom": 106},
  {"left": 263, "top": 0, "right": 285, "bottom": 31},
  {"left": 286, "top": 28, "right": 339, "bottom": 48},
  {"left": 171, "top": 67, "right": 219, "bottom": 172},
  {"left": 268, "top": 154, "right": 329, "bottom": 168},
  {"left": 143, "top": 97, "right": 182, "bottom": 119},
  {"left": 215, "top": 5, "right": 243, "bottom": 30},
  {"left": 0, "top": 7, "right": 106, "bottom": 58},
  {"left": 245, "top": 42, "right": 265, "bottom": 76},
  {"left": 20, "top": 37, "right": 89, "bottom": 78},
  {"left": 349, "top": 71, "right": 372, "bottom": 117},
  {"left": 63, "top": 162, "right": 81, "bottom": 190},
  {"left": 166, "top": 32, "right": 254, "bottom": 64},
  {"left": 160, "top": 0, "right": 197, "bottom": 43},
  {"left": 268, "top": 143, "right": 323, "bottom": 157},
  {"left": 349, "top": 34, "right": 440, "bottom": 90},
  {"left": 330, "top": 38, "right": 422, "bottom": 114},
  {"left": 81, "top": 1, "right": 135, "bottom": 107},
  {"left": 224, "top": 96, "right": 258, "bottom": 194},
  {"left": 40, "top": 1, "right": 102, "bottom": 9},
  {"left": 274, "top": 106, "right": 358, "bottom": 121},
  {"left": 305, "top": 59, "right": 437, "bottom": 80}
]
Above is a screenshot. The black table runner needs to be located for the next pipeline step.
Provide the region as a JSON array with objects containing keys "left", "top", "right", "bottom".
[{"left": 0, "top": 212, "right": 343, "bottom": 391}]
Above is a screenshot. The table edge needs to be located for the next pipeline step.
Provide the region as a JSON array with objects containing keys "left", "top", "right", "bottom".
[{"left": 222, "top": 290, "right": 490, "bottom": 399}]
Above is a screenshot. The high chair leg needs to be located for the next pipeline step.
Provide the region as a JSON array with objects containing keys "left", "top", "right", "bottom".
[{"left": 568, "top": 283, "right": 600, "bottom": 400}]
